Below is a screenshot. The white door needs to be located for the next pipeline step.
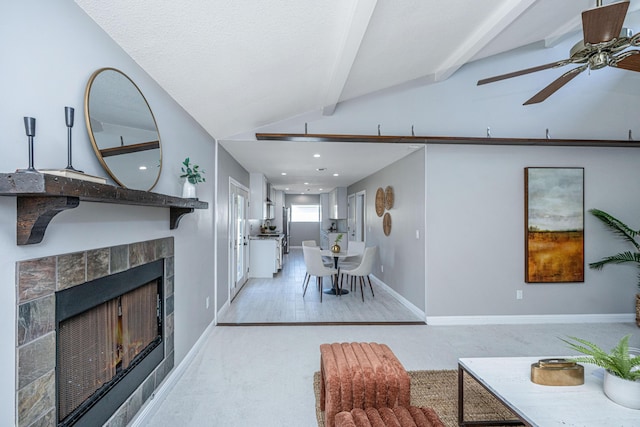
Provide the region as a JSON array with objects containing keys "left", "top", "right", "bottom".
[
  {"left": 347, "top": 193, "right": 356, "bottom": 241},
  {"left": 355, "top": 191, "right": 365, "bottom": 241},
  {"left": 347, "top": 191, "right": 366, "bottom": 242},
  {"left": 229, "top": 181, "right": 249, "bottom": 301}
]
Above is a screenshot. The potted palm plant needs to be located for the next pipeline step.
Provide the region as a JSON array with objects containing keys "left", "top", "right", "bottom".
[
  {"left": 562, "top": 335, "right": 640, "bottom": 409},
  {"left": 180, "top": 157, "right": 205, "bottom": 198},
  {"left": 588, "top": 208, "right": 640, "bottom": 327}
]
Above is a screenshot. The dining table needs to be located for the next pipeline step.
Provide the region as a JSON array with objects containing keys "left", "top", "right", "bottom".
[{"left": 319, "top": 249, "right": 359, "bottom": 295}]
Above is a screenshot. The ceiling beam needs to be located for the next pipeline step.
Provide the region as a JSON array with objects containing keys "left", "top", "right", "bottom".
[
  {"left": 256, "top": 132, "right": 640, "bottom": 148},
  {"left": 435, "top": 0, "right": 539, "bottom": 82},
  {"left": 321, "top": 0, "right": 378, "bottom": 116}
]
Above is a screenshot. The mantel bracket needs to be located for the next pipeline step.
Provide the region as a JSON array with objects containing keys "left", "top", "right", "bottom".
[
  {"left": 170, "top": 207, "right": 195, "bottom": 230},
  {"left": 17, "top": 196, "right": 80, "bottom": 245}
]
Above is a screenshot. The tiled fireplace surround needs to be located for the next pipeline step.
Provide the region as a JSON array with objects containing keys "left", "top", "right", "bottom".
[{"left": 16, "top": 237, "right": 175, "bottom": 427}]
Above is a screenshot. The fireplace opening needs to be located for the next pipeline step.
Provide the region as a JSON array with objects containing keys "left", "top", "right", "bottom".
[{"left": 56, "top": 259, "right": 164, "bottom": 427}]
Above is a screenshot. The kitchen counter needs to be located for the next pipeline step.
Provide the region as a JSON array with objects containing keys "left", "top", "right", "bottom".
[{"left": 250, "top": 233, "right": 283, "bottom": 239}]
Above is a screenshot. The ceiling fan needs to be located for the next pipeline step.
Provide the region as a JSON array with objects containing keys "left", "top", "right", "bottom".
[{"left": 477, "top": 0, "right": 640, "bottom": 105}]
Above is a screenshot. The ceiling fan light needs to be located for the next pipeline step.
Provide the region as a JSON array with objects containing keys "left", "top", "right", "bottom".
[{"left": 589, "top": 51, "right": 609, "bottom": 70}]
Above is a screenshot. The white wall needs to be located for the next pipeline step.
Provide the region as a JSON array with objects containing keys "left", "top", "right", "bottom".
[
  {"left": 426, "top": 144, "right": 640, "bottom": 317},
  {"left": 0, "top": 3, "right": 215, "bottom": 424},
  {"left": 348, "top": 149, "right": 426, "bottom": 311}
]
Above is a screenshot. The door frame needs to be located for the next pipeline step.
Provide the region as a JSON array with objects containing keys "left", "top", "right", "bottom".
[
  {"left": 348, "top": 190, "right": 366, "bottom": 242},
  {"left": 228, "top": 178, "right": 250, "bottom": 302}
]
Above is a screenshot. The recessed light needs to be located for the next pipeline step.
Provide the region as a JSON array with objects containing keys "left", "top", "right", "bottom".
[
  {"left": 313, "top": 153, "right": 321, "bottom": 158},
  {"left": 285, "top": 188, "right": 290, "bottom": 191},
  {"left": 139, "top": 166, "right": 147, "bottom": 170},
  {"left": 333, "top": 173, "right": 339, "bottom": 177},
  {"left": 281, "top": 172, "right": 287, "bottom": 175},
  {"left": 304, "top": 182, "right": 310, "bottom": 185},
  {"left": 319, "top": 188, "right": 323, "bottom": 191}
]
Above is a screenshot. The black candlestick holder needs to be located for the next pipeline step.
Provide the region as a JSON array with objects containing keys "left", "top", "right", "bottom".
[
  {"left": 18, "top": 117, "right": 38, "bottom": 173},
  {"left": 65, "top": 106, "right": 82, "bottom": 172}
]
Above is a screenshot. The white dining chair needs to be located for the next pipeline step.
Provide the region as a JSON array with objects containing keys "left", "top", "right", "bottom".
[
  {"left": 302, "top": 246, "right": 338, "bottom": 302},
  {"left": 339, "top": 246, "right": 377, "bottom": 301},
  {"left": 301, "top": 240, "right": 331, "bottom": 289},
  {"left": 338, "top": 240, "right": 365, "bottom": 289},
  {"left": 339, "top": 240, "right": 365, "bottom": 268}
]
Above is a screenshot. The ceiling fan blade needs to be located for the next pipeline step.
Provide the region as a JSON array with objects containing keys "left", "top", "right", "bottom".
[
  {"left": 612, "top": 50, "right": 640, "bottom": 72},
  {"left": 477, "top": 60, "right": 570, "bottom": 86},
  {"left": 523, "top": 65, "right": 588, "bottom": 105},
  {"left": 582, "top": 0, "right": 629, "bottom": 45}
]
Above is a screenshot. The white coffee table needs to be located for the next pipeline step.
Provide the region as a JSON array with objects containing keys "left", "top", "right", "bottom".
[{"left": 458, "top": 357, "right": 639, "bottom": 427}]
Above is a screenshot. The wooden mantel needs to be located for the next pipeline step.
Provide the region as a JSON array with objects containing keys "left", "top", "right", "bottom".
[
  {"left": 256, "top": 133, "right": 640, "bottom": 147},
  {"left": 0, "top": 172, "right": 208, "bottom": 245}
]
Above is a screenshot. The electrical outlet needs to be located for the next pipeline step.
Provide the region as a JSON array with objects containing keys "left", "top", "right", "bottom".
[
  {"left": 516, "top": 290, "right": 523, "bottom": 300},
  {"left": 206, "top": 296, "right": 210, "bottom": 309},
  {"left": 416, "top": 230, "right": 420, "bottom": 239},
  {"left": 380, "top": 265, "right": 384, "bottom": 273}
]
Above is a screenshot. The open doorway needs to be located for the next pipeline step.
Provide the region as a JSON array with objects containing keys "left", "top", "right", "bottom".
[
  {"left": 229, "top": 179, "right": 249, "bottom": 301},
  {"left": 347, "top": 190, "right": 366, "bottom": 242}
]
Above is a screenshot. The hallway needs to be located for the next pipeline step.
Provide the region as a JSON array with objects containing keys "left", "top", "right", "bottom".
[{"left": 217, "top": 248, "right": 424, "bottom": 324}]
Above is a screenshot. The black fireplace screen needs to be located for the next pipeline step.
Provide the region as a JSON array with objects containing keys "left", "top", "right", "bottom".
[{"left": 56, "top": 259, "right": 163, "bottom": 426}]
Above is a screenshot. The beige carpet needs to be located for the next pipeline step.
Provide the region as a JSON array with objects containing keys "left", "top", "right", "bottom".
[{"left": 313, "top": 369, "right": 519, "bottom": 427}]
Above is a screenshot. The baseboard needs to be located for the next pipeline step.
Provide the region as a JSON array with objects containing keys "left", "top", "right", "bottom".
[
  {"left": 129, "top": 320, "right": 216, "bottom": 427},
  {"left": 426, "top": 313, "right": 636, "bottom": 326},
  {"left": 216, "top": 299, "right": 230, "bottom": 324},
  {"left": 369, "top": 274, "right": 426, "bottom": 320}
]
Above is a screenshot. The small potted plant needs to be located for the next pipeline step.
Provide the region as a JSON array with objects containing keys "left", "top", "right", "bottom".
[
  {"left": 562, "top": 335, "right": 640, "bottom": 409},
  {"left": 180, "top": 157, "right": 205, "bottom": 198},
  {"left": 331, "top": 233, "right": 343, "bottom": 253},
  {"left": 588, "top": 208, "right": 640, "bottom": 327}
]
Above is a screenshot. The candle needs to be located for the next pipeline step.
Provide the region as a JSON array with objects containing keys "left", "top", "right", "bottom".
[{"left": 23, "top": 116, "right": 36, "bottom": 137}]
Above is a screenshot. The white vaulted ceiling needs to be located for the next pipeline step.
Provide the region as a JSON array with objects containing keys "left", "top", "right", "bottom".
[{"left": 74, "top": 0, "right": 639, "bottom": 193}]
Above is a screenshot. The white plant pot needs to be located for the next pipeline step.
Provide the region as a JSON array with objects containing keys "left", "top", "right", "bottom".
[
  {"left": 182, "top": 181, "right": 197, "bottom": 198},
  {"left": 603, "top": 370, "right": 640, "bottom": 410}
]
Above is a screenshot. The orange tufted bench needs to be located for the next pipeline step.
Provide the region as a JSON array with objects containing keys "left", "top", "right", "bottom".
[
  {"left": 335, "top": 406, "right": 445, "bottom": 427},
  {"left": 320, "top": 342, "right": 411, "bottom": 427}
]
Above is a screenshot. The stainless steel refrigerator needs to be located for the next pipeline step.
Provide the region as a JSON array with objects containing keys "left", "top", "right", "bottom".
[{"left": 283, "top": 207, "right": 291, "bottom": 253}]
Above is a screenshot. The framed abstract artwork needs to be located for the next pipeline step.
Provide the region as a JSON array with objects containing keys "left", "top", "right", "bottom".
[{"left": 524, "top": 167, "right": 584, "bottom": 283}]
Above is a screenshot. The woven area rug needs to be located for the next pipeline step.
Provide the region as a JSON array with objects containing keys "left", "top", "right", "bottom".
[{"left": 313, "top": 369, "right": 519, "bottom": 427}]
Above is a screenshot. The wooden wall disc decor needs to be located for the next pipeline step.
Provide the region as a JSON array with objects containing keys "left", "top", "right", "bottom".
[
  {"left": 375, "top": 187, "right": 385, "bottom": 217},
  {"left": 383, "top": 212, "right": 391, "bottom": 236},
  {"left": 384, "top": 186, "right": 394, "bottom": 209}
]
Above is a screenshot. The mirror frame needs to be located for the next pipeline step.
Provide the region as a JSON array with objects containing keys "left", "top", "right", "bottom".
[{"left": 84, "top": 67, "right": 162, "bottom": 191}]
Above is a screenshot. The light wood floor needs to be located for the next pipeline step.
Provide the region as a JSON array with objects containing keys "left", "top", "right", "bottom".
[{"left": 217, "top": 247, "right": 425, "bottom": 325}]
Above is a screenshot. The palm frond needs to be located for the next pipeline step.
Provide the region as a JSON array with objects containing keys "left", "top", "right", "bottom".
[
  {"left": 562, "top": 335, "right": 640, "bottom": 381},
  {"left": 588, "top": 251, "right": 640, "bottom": 270},
  {"left": 589, "top": 209, "right": 640, "bottom": 251}
]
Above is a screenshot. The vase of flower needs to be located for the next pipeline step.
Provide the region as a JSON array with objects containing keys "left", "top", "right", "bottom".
[
  {"left": 182, "top": 181, "right": 197, "bottom": 198},
  {"left": 331, "top": 233, "right": 343, "bottom": 253},
  {"left": 180, "top": 157, "right": 205, "bottom": 199}
]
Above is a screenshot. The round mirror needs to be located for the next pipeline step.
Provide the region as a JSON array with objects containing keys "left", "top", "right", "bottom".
[{"left": 84, "top": 68, "right": 162, "bottom": 191}]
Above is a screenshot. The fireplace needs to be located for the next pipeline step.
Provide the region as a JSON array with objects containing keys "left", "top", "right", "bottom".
[
  {"left": 16, "top": 238, "right": 175, "bottom": 427},
  {"left": 56, "top": 259, "right": 163, "bottom": 426}
]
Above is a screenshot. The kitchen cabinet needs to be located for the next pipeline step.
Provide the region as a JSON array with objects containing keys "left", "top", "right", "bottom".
[
  {"left": 319, "top": 193, "right": 331, "bottom": 230},
  {"left": 329, "top": 187, "right": 347, "bottom": 219},
  {"left": 250, "top": 173, "right": 274, "bottom": 220},
  {"left": 275, "top": 236, "right": 283, "bottom": 270},
  {"left": 249, "top": 236, "right": 283, "bottom": 278},
  {"left": 249, "top": 239, "right": 276, "bottom": 278}
]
